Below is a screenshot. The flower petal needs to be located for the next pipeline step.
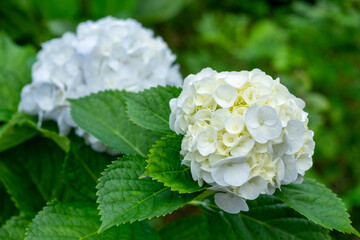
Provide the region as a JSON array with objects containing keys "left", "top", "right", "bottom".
[
  {"left": 224, "top": 115, "right": 244, "bottom": 134},
  {"left": 297, "top": 153, "right": 313, "bottom": 171},
  {"left": 257, "top": 105, "right": 278, "bottom": 126},
  {"left": 211, "top": 166, "right": 227, "bottom": 186},
  {"left": 213, "top": 84, "right": 238, "bottom": 108},
  {"left": 285, "top": 138, "right": 303, "bottom": 155},
  {"left": 230, "top": 136, "right": 255, "bottom": 156},
  {"left": 245, "top": 105, "right": 260, "bottom": 128},
  {"left": 240, "top": 176, "right": 267, "bottom": 200},
  {"left": 197, "top": 128, "right": 217, "bottom": 156},
  {"left": 262, "top": 120, "right": 282, "bottom": 141},
  {"left": 223, "top": 162, "right": 250, "bottom": 186},
  {"left": 224, "top": 71, "right": 249, "bottom": 89},
  {"left": 282, "top": 155, "right": 298, "bottom": 184},
  {"left": 223, "top": 132, "right": 239, "bottom": 147},
  {"left": 286, "top": 120, "right": 305, "bottom": 140},
  {"left": 214, "top": 192, "right": 249, "bottom": 214}
]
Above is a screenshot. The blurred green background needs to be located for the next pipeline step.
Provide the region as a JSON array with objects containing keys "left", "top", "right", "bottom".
[{"left": 1, "top": 0, "right": 359, "bottom": 238}]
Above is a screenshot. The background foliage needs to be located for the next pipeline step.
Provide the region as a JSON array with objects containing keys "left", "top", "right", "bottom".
[{"left": 0, "top": 0, "right": 360, "bottom": 239}]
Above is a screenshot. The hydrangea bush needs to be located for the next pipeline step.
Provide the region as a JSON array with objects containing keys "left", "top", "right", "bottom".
[
  {"left": 0, "top": 17, "right": 358, "bottom": 240},
  {"left": 18, "top": 17, "right": 182, "bottom": 153},
  {"left": 169, "top": 68, "right": 314, "bottom": 213}
]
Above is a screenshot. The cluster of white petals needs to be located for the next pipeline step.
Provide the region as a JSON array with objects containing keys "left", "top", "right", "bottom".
[
  {"left": 18, "top": 17, "right": 182, "bottom": 153},
  {"left": 170, "top": 68, "right": 314, "bottom": 213}
]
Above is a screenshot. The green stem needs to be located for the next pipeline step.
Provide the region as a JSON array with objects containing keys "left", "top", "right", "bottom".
[
  {"left": 188, "top": 190, "right": 219, "bottom": 209},
  {"left": 189, "top": 200, "right": 219, "bottom": 210},
  {"left": 194, "top": 189, "right": 215, "bottom": 201}
]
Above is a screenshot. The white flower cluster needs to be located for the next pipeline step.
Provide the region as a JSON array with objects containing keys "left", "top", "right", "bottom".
[
  {"left": 169, "top": 68, "right": 314, "bottom": 213},
  {"left": 19, "top": 17, "right": 182, "bottom": 153}
]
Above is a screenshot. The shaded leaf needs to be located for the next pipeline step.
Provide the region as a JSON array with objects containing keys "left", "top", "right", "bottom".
[
  {"left": 0, "top": 183, "right": 18, "bottom": 226},
  {"left": 158, "top": 216, "right": 210, "bottom": 240},
  {"left": 135, "top": 0, "right": 189, "bottom": 23},
  {"left": 89, "top": 0, "right": 138, "bottom": 19},
  {"left": 0, "top": 136, "right": 67, "bottom": 215},
  {"left": 199, "top": 195, "right": 331, "bottom": 240},
  {"left": 0, "top": 112, "right": 70, "bottom": 153},
  {"left": 32, "top": 0, "right": 80, "bottom": 19},
  {"left": 0, "top": 33, "right": 35, "bottom": 122},
  {"left": 25, "top": 201, "right": 160, "bottom": 240},
  {"left": 0, "top": 113, "right": 38, "bottom": 153},
  {"left": 63, "top": 136, "right": 114, "bottom": 201}
]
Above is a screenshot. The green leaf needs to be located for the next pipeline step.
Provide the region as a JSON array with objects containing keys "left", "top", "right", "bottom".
[
  {"left": 274, "top": 178, "right": 360, "bottom": 236},
  {"left": 159, "top": 195, "right": 330, "bottom": 240},
  {"left": 0, "top": 113, "right": 38, "bottom": 153},
  {"left": 202, "top": 208, "right": 239, "bottom": 240},
  {"left": 29, "top": 120, "right": 70, "bottom": 153},
  {"left": 147, "top": 134, "right": 205, "bottom": 193},
  {"left": 97, "top": 155, "right": 199, "bottom": 231},
  {"left": 0, "top": 183, "right": 18, "bottom": 226},
  {"left": 135, "top": 0, "right": 189, "bottom": 23},
  {"left": 25, "top": 201, "right": 160, "bottom": 240},
  {"left": 159, "top": 216, "right": 210, "bottom": 240},
  {"left": 199, "top": 195, "right": 331, "bottom": 240},
  {"left": 0, "top": 136, "right": 67, "bottom": 215},
  {"left": 32, "top": 0, "right": 80, "bottom": 19},
  {"left": 126, "top": 86, "right": 182, "bottom": 132},
  {"left": 89, "top": 0, "right": 138, "bottom": 19},
  {"left": 106, "top": 220, "right": 160, "bottom": 240},
  {"left": 0, "top": 112, "right": 70, "bottom": 153},
  {"left": 0, "top": 33, "right": 35, "bottom": 122},
  {"left": 0, "top": 215, "right": 30, "bottom": 240},
  {"left": 70, "top": 90, "right": 164, "bottom": 157},
  {"left": 63, "top": 136, "right": 114, "bottom": 201}
]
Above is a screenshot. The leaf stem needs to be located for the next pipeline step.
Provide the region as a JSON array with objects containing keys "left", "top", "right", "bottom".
[
  {"left": 189, "top": 200, "right": 219, "bottom": 210},
  {"left": 193, "top": 189, "right": 215, "bottom": 201},
  {"left": 188, "top": 190, "right": 218, "bottom": 210},
  {"left": 79, "top": 231, "right": 97, "bottom": 239}
]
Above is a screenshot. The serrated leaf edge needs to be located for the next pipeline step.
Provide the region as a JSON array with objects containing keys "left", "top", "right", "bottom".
[
  {"left": 95, "top": 156, "right": 198, "bottom": 233},
  {"left": 124, "top": 85, "right": 181, "bottom": 134},
  {"left": 275, "top": 179, "right": 360, "bottom": 236},
  {"left": 69, "top": 90, "right": 148, "bottom": 157},
  {"left": 146, "top": 134, "right": 207, "bottom": 194}
]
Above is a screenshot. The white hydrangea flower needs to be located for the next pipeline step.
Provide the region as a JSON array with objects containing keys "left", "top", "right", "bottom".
[
  {"left": 18, "top": 16, "right": 182, "bottom": 154},
  {"left": 170, "top": 68, "right": 314, "bottom": 213}
]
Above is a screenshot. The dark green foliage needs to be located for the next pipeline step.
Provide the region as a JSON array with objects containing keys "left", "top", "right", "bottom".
[
  {"left": 232, "top": 195, "right": 331, "bottom": 240},
  {"left": 63, "top": 136, "right": 114, "bottom": 201},
  {"left": 0, "top": 34, "right": 35, "bottom": 122},
  {"left": 0, "top": 112, "right": 70, "bottom": 153},
  {"left": 160, "top": 195, "right": 331, "bottom": 240},
  {"left": 25, "top": 201, "right": 160, "bottom": 240},
  {"left": 0, "top": 183, "right": 18, "bottom": 226},
  {"left": 0, "top": 136, "right": 67, "bottom": 215},
  {"left": 159, "top": 216, "right": 211, "bottom": 240}
]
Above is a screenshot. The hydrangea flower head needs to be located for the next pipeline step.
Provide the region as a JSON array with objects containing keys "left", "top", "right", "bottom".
[
  {"left": 169, "top": 68, "right": 314, "bottom": 213},
  {"left": 19, "top": 17, "right": 182, "bottom": 153}
]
